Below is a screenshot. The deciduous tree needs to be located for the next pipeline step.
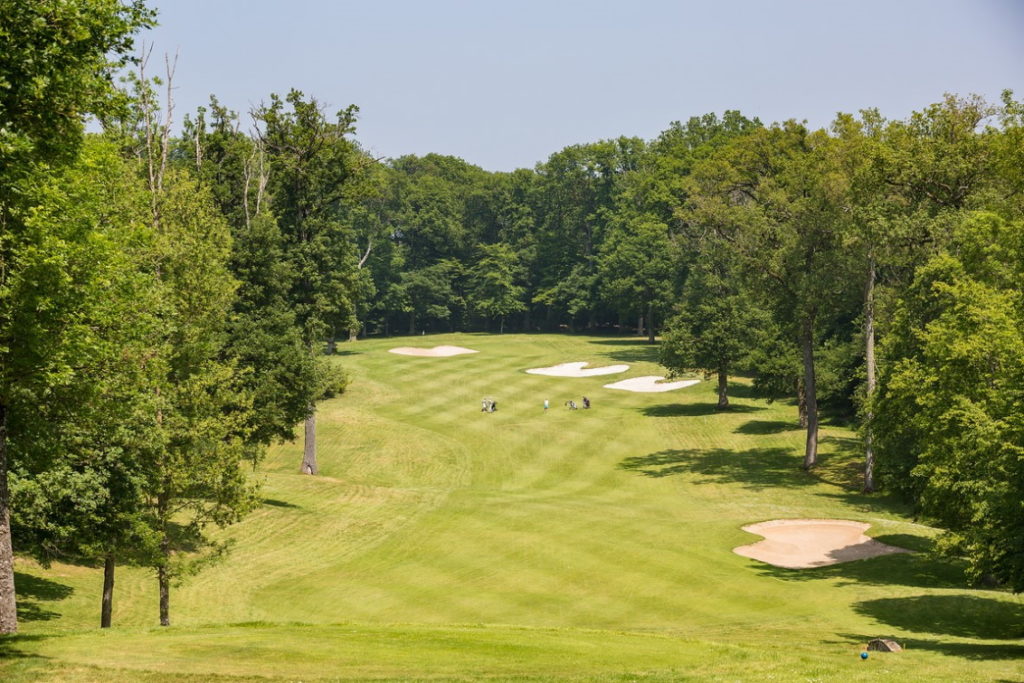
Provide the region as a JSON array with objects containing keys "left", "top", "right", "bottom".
[{"left": 0, "top": 0, "right": 153, "bottom": 634}]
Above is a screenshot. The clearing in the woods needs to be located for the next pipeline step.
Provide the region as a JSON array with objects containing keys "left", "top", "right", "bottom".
[{"left": 4, "top": 334, "right": 1022, "bottom": 681}]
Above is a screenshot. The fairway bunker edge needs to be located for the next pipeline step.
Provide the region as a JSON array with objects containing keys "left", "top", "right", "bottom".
[{"left": 733, "top": 519, "right": 911, "bottom": 569}]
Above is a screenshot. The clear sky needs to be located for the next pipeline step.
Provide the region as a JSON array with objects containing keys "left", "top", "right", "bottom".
[{"left": 142, "top": 0, "right": 1023, "bottom": 171}]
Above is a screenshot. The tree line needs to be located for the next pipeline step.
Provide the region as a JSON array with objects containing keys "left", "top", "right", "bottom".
[{"left": 2, "top": 0, "right": 1023, "bottom": 638}]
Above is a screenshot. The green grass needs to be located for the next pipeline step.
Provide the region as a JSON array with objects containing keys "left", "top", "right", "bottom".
[{"left": 5, "top": 333, "right": 1023, "bottom": 681}]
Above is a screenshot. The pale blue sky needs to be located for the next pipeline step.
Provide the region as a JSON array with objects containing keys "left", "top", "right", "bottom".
[{"left": 144, "top": 0, "right": 1023, "bottom": 171}]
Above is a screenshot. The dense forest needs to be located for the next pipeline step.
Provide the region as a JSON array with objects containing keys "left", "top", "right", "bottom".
[{"left": 1, "top": 0, "right": 1023, "bottom": 637}]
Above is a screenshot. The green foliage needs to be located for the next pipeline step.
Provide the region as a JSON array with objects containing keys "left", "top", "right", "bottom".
[
  {"left": 181, "top": 100, "right": 320, "bottom": 448},
  {"left": 316, "top": 359, "right": 349, "bottom": 400},
  {"left": 7, "top": 138, "right": 160, "bottom": 568},
  {"left": 253, "top": 90, "right": 362, "bottom": 345},
  {"left": 597, "top": 216, "right": 675, "bottom": 325},
  {"left": 0, "top": 0, "right": 155, "bottom": 634},
  {"left": 395, "top": 261, "right": 462, "bottom": 331},
  {"left": 660, "top": 258, "right": 765, "bottom": 381},
  {"left": 145, "top": 168, "right": 258, "bottom": 584},
  {"left": 0, "top": 0, "right": 154, "bottom": 172},
  {"left": 874, "top": 212, "right": 1024, "bottom": 590},
  {"left": 467, "top": 243, "right": 526, "bottom": 330}
]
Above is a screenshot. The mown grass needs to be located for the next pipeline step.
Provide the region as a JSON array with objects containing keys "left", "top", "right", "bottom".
[{"left": 4, "top": 333, "right": 1023, "bottom": 681}]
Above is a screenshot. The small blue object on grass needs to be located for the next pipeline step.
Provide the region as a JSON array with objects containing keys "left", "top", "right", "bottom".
[{"left": 860, "top": 651, "right": 869, "bottom": 660}]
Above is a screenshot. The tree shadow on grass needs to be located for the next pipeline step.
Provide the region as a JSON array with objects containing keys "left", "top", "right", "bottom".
[
  {"left": 734, "top": 419, "right": 798, "bottom": 435},
  {"left": 619, "top": 447, "right": 811, "bottom": 488},
  {"left": 745, "top": 545, "right": 970, "bottom": 590},
  {"left": 619, "top": 445, "right": 914, "bottom": 518},
  {"left": 15, "top": 573, "right": 73, "bottom": 623},
  {"left": 642, "top": 403, "right": 762, "bottom": 418},
  {"left": 587, "top": 339, "right": 660, "bottom": 364},
  {"left": 262, "top": 498, "right": 300, "bottom": 509},
  {"left": 0, "top": 633, "right": 48, "bottom": 660},
  {"left": 835, "top": 632, "right": 1024, "bottom": 661},
  {"left": 853, "top": 595, "right": 1024, "bottom": 640}
]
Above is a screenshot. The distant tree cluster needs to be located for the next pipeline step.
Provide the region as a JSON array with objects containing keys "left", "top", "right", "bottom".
[{"left": 2, "top": 0, "right": 1023, "bottom": 641}]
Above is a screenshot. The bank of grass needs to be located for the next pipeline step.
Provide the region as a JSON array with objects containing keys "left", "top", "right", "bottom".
[{"left": 4, "top": 333, "right": 1023, "bottom": 681}]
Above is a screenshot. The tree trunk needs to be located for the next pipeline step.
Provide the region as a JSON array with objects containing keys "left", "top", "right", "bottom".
[
  {"left": 158, "top": 534, "right": 170, "bottom": 626},
  {"left": 348, "top": 325, "right": 358, "bottom": 342},
  {"left": 801, "top": 317, "right": 819, "bottom": 470},
  {"left": 717, "top": 369, "right": 729, "bottom": 409},
  {"left": 863, "top": 257, "right": 877, "bottom": 492},
  {"left": 301, "top": 409, "right": 317, "bottom": 475},
  {"left": 797, "top": 379, "right": 808, "bottom": 428},
  {"left": 327, "top": 324, "right": 337, "bottom": 355},
  {"left": 637, "top": 314, "right": 644, "bottom": 338},
  {"left": 101, "top": 554, "right": 115, "bottom": 628},
  {"left": 408, "top": 312, "right": 415, "bottom": 335},
  {"left": 499, "top": 316, "right": 505, "bottom": 334},
  {"left": 647, "top": 301, "right": 655, "bottom": 343},
  {"left": 0, "top": 403, "right": 17, "bottom": 634}
]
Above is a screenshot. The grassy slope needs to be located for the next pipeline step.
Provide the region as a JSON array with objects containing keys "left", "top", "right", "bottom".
[{"left": 3, "top": 333, "right": 1022, "bottom": 681}]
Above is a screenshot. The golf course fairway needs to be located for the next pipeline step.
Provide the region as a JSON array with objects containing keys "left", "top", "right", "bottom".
[{"left": 4, "top": 334, "right": 1022, "bottom": 681}]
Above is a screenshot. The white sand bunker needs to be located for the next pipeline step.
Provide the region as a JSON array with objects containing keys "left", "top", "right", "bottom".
[
  {"left": 526, "top": 361, "right": 629, "bottom": 377},
  {"left": 733, "top": 519, "right": 911, "bottom": 569},
  {"left": 603, "top": 376, "right": 700, "bottom": 393},
  {"left": 388, "top": 345, "right": 478, "bottom": 357}
]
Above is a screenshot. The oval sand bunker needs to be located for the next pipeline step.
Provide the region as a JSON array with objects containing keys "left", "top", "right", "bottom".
[
  {"left": 733, "top": 519, "right": 910, "bottom": 569},
  {"left": 603, "top": 376, "right": 700, "bottom": 392},
  {"left": 388, "top": 345, "right": 478, "bottom": 357},
  {"left": 526, "top": 361, "right": 629, "bottom": 377}
]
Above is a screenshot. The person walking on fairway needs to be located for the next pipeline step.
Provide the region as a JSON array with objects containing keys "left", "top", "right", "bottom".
[{"left": 544, "top": 399, "right": 549, "bottom": 411}]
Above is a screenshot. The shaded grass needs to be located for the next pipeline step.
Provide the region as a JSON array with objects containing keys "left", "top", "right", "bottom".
[
  {"left": 854, "top": 595, "right": 1024, "bottom": 640},
  {"left": 15, "top": 574, "right": 74, "bottom": 623},
  {"left": 734, "top": 419, "right": 798, "bottom": 435},
  {"left": 642, "top": 403, "right": 762, "bottom": 417}
]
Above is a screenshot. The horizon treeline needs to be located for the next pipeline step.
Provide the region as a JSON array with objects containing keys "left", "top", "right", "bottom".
[{"left": 2, "top": 0, "right": 1023, "bottom": 640}]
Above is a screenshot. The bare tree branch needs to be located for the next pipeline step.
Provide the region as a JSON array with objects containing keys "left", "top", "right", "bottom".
[{"left": 357, "top": 239, "right": 372, "bottom": 269}]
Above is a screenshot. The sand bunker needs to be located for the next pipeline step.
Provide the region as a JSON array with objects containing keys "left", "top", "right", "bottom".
[
  {"left": 388, "top": 345, "right": 478, "bottom": 357},
  {"left": 733, "top": 519, "right": 910, "bottom": 569},
  {"left": 602, "top": 376, "right": 700, "bottom": 393},
  {"left": 526, "top": 361, "right": 629, "bottom": 377}
]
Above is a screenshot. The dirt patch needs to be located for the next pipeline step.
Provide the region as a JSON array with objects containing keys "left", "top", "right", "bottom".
[
  {"left": 603, "top": 376, "right": 700, "bottom": 393},
  {"left": 733, "top": 519, "right": 911, "bottom": 569},
  {"left": 526, "top": 361, "right": 629, "bottom": 377},
  {"left": 388, "top": 345, "right": 479, "bottom": 357}
]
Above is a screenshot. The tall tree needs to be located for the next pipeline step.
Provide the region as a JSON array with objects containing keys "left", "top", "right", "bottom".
[
  {"left": 143, "top": 169, "right": 255, "bottom": 627},
  {"left": 874, "top": 212, "right": 1024, "bottom": 590},
  {"left": 534, "top": 138, "right": 643, "bottom": 330},
  {"left": 253, "top": 90, "right": 362, "bottom": 475},
  {"left": 597, "top": 217, "right": 675, "bottom": 342},
  {"left": 468, "top": 243, "right": 526, "bottom": 333},
  {"left": 839, "top": 95, "right": 1002, "bottom": 490},
  {"left": 0, "top": 0, "right": 153, "bottom": 635},
  {"left": 660, "top": 244, "right": 765, "bottom": 408},
  {"left": 125, "top": 63, "right": 259, "bottom": 626},
  {"left": 689, "top": 122, "right": 853, "bottom": 469},
  {"left": 7, "top": 136, "right": 161, "bottom": 629},
  {"left": 182, "top": 98, "right": 322, "bottom": 455}
]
